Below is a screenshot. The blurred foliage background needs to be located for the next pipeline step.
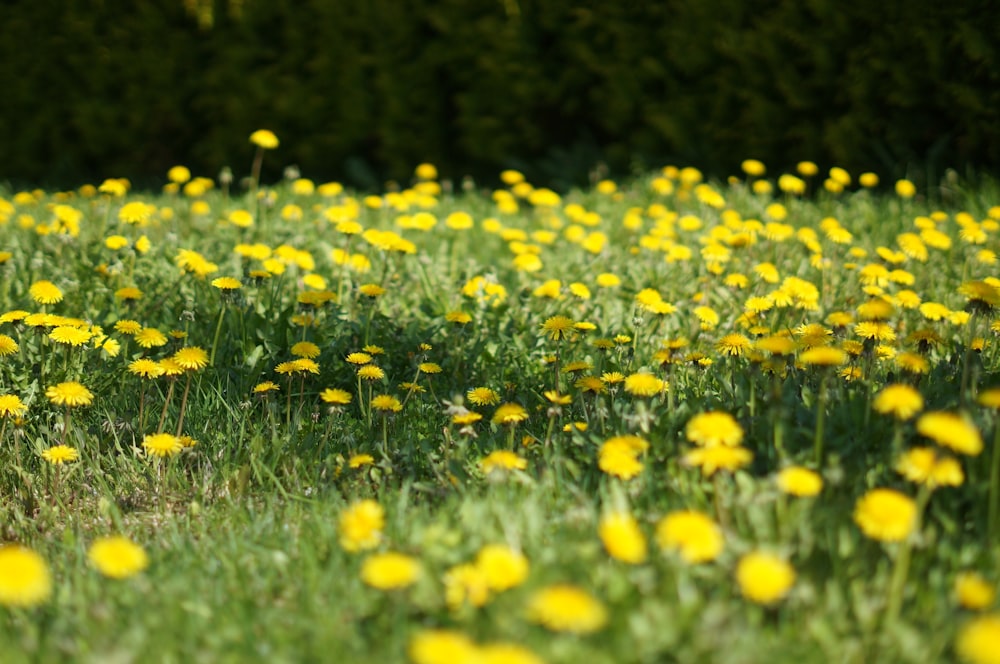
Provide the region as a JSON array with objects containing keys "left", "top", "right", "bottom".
[{"left": 1, "top": 0, "right": 997, "bottom": 189}]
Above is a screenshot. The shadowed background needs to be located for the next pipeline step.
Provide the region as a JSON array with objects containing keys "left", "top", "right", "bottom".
[{"left": 1, "top": 0, "right": 998, "bottom": 189}]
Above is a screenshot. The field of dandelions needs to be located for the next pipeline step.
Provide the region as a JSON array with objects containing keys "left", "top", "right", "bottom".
[{"left": 1, "top": 131, "right": 1000, "bottom": 663}]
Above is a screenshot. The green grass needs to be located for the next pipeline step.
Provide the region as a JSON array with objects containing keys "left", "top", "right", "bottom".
[{"left": 1, "top": 161, "right": 999, "bottom": 663}]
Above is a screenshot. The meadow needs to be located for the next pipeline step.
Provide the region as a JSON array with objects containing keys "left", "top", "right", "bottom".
[{"left": 1, "top": 132, "right": 999, "bottom": 663}]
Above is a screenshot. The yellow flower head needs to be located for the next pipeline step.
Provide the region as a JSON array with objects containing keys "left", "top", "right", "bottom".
[
  {"left": 541, "top": 315, "right": 575, "bottom": 341},
  {"left": 360, "top": 552, "right": 420, "bottom": 590},
  {"left": 623, "top": 372, "right": 665, "bottom": 397},
  {"left": 480, "top": 450, "right": 527, "bottom": 474},
  {"left": 338, "top": 499, "right": 384, "bottom": 553},
  {"left": 682, "top": 445, "right": 753, "bottom": 476},
  {"left": 656, "top": 510, "right": 724, "bottom": 564},
  {"left": 29, "top": 280, "right": 63, "bottom": 305},
  {"left": 88, "top": 536, "right": 149, "bottom": 579},
  {"left": 599, "top": 511, "right": 647, "bottom": 564},
  {"left": 476, "top": 544, "right": 529, "bottom": 592},
  {"left": 142, "top": 433, "right": 183, "bottom": 458},
  {"left": 917, "top": 412, "right": 983, "bottom": 456},
  {"left": 736, "top": 552, "right": 796, "bottom": 604},
  {"left": 250, "top": 129, "right": 279, "bottom": 149},
  {"left": 0, "top": 334, "right": 19, "bottom": 356},
  {"left": 955, "top": 572, "right": 996, "bottom": 611},
  {"left": 348, "top": 453, "right": 374, "bottom": 469},
  {"left": 776, "top": 466, "right": 823, "bottom": 497},
  {"left": 211, "top": 276, "right": 242, "bottom": 291},
  {"left": 492, "top": 403, "right": 528, "bottom": 425},
  {"left": 686, "top": 411, "right": 743, "bottom": 447},
  {"left": 955, "top": 613, "right": 1000, "bottom": 664},
  {"left": 525, "top": 584, "right": 607, "bottom": 634},
  {"left": 321, "top": 388, "right": 352, "bottom": 405},
  {"left": 45, "top": 381, "right": 94, "bottom": 408},
  {"left": 873, "top": 384, "right": 924, "bottom": 421},
  {"left": 0, "top": 394, "right": 28, "bottom": 419},
  {"left": 371, "top": 394, "right": 402, "bottom": 413},
  {"left": 896, "top": 447, "right": 964, "bottom": 488},
  {"left": 0, "top": 545, "right": 52, "bottom": 607},
  {"left": 41, "top": 444, "right": 79, "bottom": 465},
  {"left": 854, "top": 488, "right": 917, "bottom": 542},
  {"left": 598, "top": 435, "right": 649, "bottom": 480},
  {"left": 173, "top": 346, "right": 209, "bottom": 371}
]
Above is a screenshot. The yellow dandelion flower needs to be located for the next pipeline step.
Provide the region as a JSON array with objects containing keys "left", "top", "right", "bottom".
[
  {"left": 686, "top": 411, "right": 743, "bottom": 447},
  {"left": 955, "top": 573, "right": 996, "bottom": 611},
  {"left": 683, "top": 445, "right": 753, "bottom": 476},
  {"left": 655, "top": 510, "right": 724, "bottom": 563},
  {"left": 46, "top": 381, "right": 94, "bottom": 407},
  {"left": 348, "top": 454, "right": 374, "bottom": 469},
  {"left": 48, "top": 325, "right": 92, "bottom": 347},
  {"left": 776, "top": 466, "right": 823, "bottom": 497},
  {"left": 142, "top": 433, "right": 183, "bottom": 458},
  {"left": 800, "top": 346, "right": 849, "bottom": 366},
  {"left": 346, "top": 352, "right": 373, "bottom": 365},
  {"left": 371, "top": 394, "right": 402, "bottom": 412},
  {"left": 173, "top": 346, "right": 209, "bottom": 371},
  {"left": 896, "top": 447, "right": 964, "bottom": 488},
  {"left": 873, "top": 384, "right": 924, "bottom": 421},
  {"left": 467, "top": 387, "right": 500, "bottom": 406},
  {"left": 493, "top": 403, "right": 528, "bottom": 425},
  {"left": 88, "top": 536, "right": 149, "bottom": 579},
  {"left": 357, "top": 364, "right": 384, "bottom": 381},
  {"left": 291, "top": 341, "right": 320, "bottom": 359},
  {"left": 408, "top": 630, "right": 479, "bottom": 664},
  {"left": 134, "top": 327, "right": 168, "bottom": 348},
  {"left": 526, "top": 584, "right": 607, "bottom": 634},
  {"left": 917, "top": 411, "right": 983, "bottom": 456},
  {"left": 0, "top": 334, "right": 19, "bottom": 356},
  {"left": 360, "top": 552, "right": 420, "bottom": 590},
  {"left": 250, "top": 129, "right": 279, "bottom": 149},
  {"left": 955, "top": 613, "right": 1000, "bottom": 664},
  {"left": 716, "top": 333, "right": 752, "bottom": 357},
  {"left": 41, "top": 445, "right": 79, "bottom": 465},
  {"left": 854, "top": 488, "right": 917, "bottom": 542},
  {"left": 599, "top": 511, "right": 647, "bottom": 564},
  {"left": 541, "top": 315, "right": 575, "bottom": 341},
  {"left": 476, "top": 544, "right": 529, "bottom": 592},
  {"left": 339, "top": 499, "right": 385, "bottom": 553},
  {"left": 480, "top": 450, "right": 527, "bottom": 474},
  {"left": 211, "top": 276, "right": 242, "bottom": 291},
  {"left": 321, "top": 388, "right": 352, "bottom": 405},
  {"left": 29, "top": 280, "right": 63, "bottom": 305},
  {"left": 114, "top": 319, "right": 142, "bottom": 335},
  {"left": 736, "top": 552, "right": 795, "bottom": 604},
  {"left": 624, "top": 372, "right": 665, "bottom": 397},
  {"left": 0, "top": 545, "right": 52, "bottom": 607},
  {"left": 479, "top": 642, "right": 544, "bottom": 664},
  {"left": 0, "top": 394, "right": 28, "bottom": 418}
]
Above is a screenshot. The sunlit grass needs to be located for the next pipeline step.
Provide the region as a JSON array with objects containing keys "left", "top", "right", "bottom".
[{"left": 1, "top": 146, "right": 999, "bottom": 663}]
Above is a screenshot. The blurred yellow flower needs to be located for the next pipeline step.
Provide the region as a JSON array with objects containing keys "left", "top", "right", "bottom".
[
  {"left": 854, "top": 488, "right": 917, "bottom": 542},
  {"left": 88, "top": 536, "right": 149, "bottom": 579},
  {"left": 526, "top": 584, "right": 606, "bottom": 633},
  {"left": 736, "top": 552, "right": 795, "bottom": 604},
  {"left": 599, "top": 511, "right": 647, "bottom": 564},
  {"left": 339, "top": 499, "right": 384, "bottom": 553}
]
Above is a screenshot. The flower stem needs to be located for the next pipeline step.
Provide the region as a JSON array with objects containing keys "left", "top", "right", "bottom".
[
  {"left": 175, "top": 374, "right": 193, "bottom": 436},
  {"left": 885, "top": 486, "right": 931, "bottom": 624},
  {"left": 813, "top": 375, "right": 828, "bottom": 466},
  {"left": 157, "top": 380, "right": 176, "bottom": 433},
  {"left": 209, "top": 306, "right": 226, "bottom": 366},
  {"left": 989, "top": 419, "right": 1000, "bottom": 537}
]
